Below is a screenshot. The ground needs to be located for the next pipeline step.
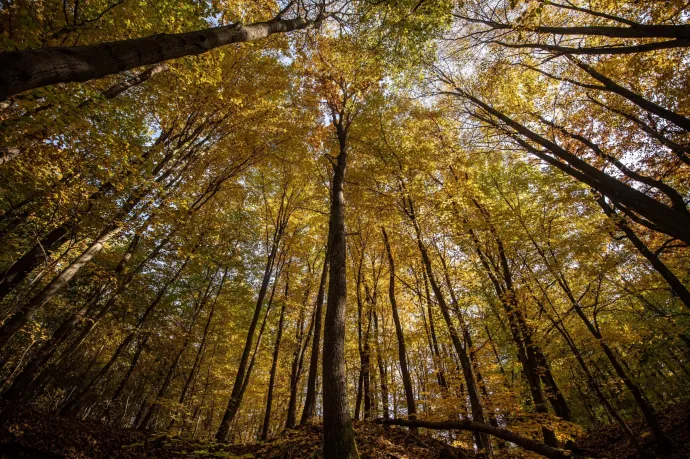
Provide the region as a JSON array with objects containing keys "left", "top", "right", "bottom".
[{"left": 0, "top": 402, "right": 689, "bottom": 458}]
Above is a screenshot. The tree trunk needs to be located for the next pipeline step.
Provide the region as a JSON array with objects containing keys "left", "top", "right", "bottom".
[
  {"left": 0, "top": 15, "right": 326, "bottom": 99},
  {"left": 322, "top": 120, "right": 358, "bottom": 459},
  {"left": 381, "top": 227, "right": 416, "bottom": 425},
  {"left": 300, "top": 248, "right": 328, "bottom": 425},
  {"left": 261, "top": 273, "right": 288, "bottom": 440},
  {"left": 405, "top": 195, "right": 490, "bottom": 454},
  {"left": 598, "top": 196, "right": 690, "bottom": 311},
  {"left": 215, "top": 225, "right": 284, "bottom": 441},
  {"left": 372, "top": 309, "right": 389, "bottom": 420},
  {"left": 58, "top": 253, "right": 191, "bottom": 416},
  {"left": 377, "top": 418, "right": 582, "bottom": 459},
  {"left": 101, "top": 334, "right": 149, "bottom": 422}
]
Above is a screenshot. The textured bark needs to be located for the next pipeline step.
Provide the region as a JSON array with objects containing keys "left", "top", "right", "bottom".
[
  {"left": 322, "top": 120, "right": 358, "bottom": 459},
  {"left": 0, "top": 15, "right": 325, "bottom": 99}
]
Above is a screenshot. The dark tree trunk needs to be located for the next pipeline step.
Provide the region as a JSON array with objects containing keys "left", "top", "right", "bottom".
[
  {"left": 0, "top": 15, "right": 325, "bottom": 99},
  {"left": 381, "top": 227, "right": 416, "bottom": 425},
  {"left": 598, "top": 196, "right": 690, "bottom": 311},
  {"left": 372, "top": 308, "right": 389, "bottom": 420},
  {"left": 322, "top": 119, "right": 358, "bottom": 459},
  {"left": 101, "top": 335, "right": 149, "bottom": 422},
  {"left": 300, "top": 248, "right": 328, "bottom": 425},
  {"left": 285, "top": 276, "right": 312, "bottom": 429},
  {"left": 215, "top": 223, "right": 285, "bottom": 441},
  {"left": 261, "top": 273, "right": 288, "bottom": 440},
  {"left": 377, "top": 418, "right": 581, "bottom": 459},
  {"left": 58, "top": 254, "right": 191, "bottom": 416}
]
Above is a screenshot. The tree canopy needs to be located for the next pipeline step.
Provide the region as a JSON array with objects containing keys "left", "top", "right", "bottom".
[{"left": 1, "top": 0, "right": 689, "bottom": 458}]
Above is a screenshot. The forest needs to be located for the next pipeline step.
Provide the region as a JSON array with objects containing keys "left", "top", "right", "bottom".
[{"left": 1, "top": 0, "right": 689, "bottom": 458}]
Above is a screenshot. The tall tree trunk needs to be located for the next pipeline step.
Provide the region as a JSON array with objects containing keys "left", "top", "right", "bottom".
[
  {"left": 0, "top": 222, "right": 126, "bottom": 349},
  {"left": 422, "top": 269, "right": 447, "bottom": 390},
  {"left": 300, "top": 248, "right": 328, "bottom": 425},
  {"left": 138, "top": 277, "right": 210, "bottom": 431},
  {"left": 322, "top": 120, "right": 358, "bottom": 459},
  {"left": 215, "top": 226, "right": 284, "bottom": 441},
  {"left": 381, "top": 227, "right": 416, "bottom": 426},
  {"left": 372, "top": 308, "right": 389, "bottom": 420},
  {"left": 261, "top": 272, "right": 289, "bottom": 440},
  {"left": 101, "top": 334, "right": 149, "bottom": 422},
  {"left": 170, "top": 268, "right": 228, "bottom": 429},
  {"left": 405, "top": 194, "right": 490, "bottom": 454},
  {"left": 460, "top": 92, "right": 690, "bottom": 245},
  {"left": 285, "top": 275, "right": 313, "bottom": 429},
  {"left": 461, "top": 204, "right": 558, "bottom": 447}
]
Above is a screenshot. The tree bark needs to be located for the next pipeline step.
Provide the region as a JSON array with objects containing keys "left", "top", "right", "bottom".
[
  {"left": 322, "top": 119, "right": 359, "bottom": 458},
  {"left": 0, "top": 14, "right": 326, "bottom": 100}
]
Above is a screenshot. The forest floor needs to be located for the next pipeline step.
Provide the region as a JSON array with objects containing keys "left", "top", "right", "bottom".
[{"left": 0, "top": 402, "right": 689, "bottom": 458}]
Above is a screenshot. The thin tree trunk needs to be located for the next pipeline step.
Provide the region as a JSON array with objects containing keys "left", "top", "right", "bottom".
[
  {"left": 598, "top": 196, "right": 690, "bottom": 311},
  {"left": 58, "top": 253, "right": 191, "bottom": 416},
  {"left": 261, "top": 271, "right": 288, "bottom": 440},
  {"left": 101, "top": 334, "right": 149, "bottom": 422},
  {"left": 377, "top": 418, "right": 581, "bottom": 459},
  {"left": 300, "top": 248, "right": 328, "bottom": 425},
  {"left": 372, "top": 309, "right": 389, "bottom": 420},
  {"left": 215, "top": 224, "right": 285, "bottom": 441},
  {"left": 381, "top": 227, "right": 416, "bottom": 426},
  {"left": 405, "top": 194, "right": 490, "bottom": 454},
  {"left": 1, "top": 234, "right": 140, "bottom": 403}
]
